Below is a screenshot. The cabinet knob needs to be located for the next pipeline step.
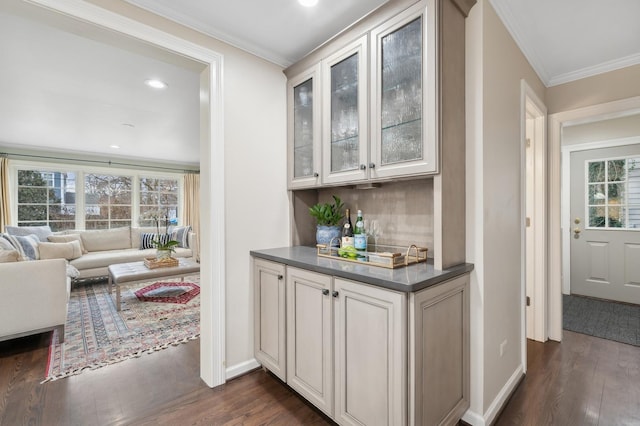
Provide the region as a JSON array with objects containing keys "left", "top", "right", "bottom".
[
  {"left": 277, "top": 274, "right": 283, "bottom": 280},
  {"left": 332, "top": 291, "right": 339, "bottom": 298},
  {"left": 360, "top": 164, "right": 367, "bottom": 170},
  {"left": 322, "top": 289, "right": 329, "bottom": 296},
  {"left": 313, "top": 172, "right": 319, "bottom": 178},
  {"left": 369, "top": 162, "right": 376, "bottom": 169}
]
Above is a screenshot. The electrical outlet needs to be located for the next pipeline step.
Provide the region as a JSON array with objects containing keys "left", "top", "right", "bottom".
[{"left": 500, "top": 340, "right": 507, "bottom": 357}]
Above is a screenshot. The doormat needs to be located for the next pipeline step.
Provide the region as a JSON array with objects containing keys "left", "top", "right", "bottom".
[
  {"left": 44, "top": 275, "right": 200, "bottom": 382},
  {"left": 135, "top": 281, "right": 200, "bottom": 304},
  {"left": 563, "top": 294, "right": 639, "bottom": 346}
]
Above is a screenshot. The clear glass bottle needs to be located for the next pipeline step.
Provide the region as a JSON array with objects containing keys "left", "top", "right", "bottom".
[{"left": 354, "top": 210, "right": 367, "bottom": 252}]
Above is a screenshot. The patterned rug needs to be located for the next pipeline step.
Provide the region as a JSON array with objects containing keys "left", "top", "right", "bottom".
[
  {"left": 135, "top": 281, "right": 200, "bottom": 304},
  {"left": 44, "top": 275, "right": 200, "bottom": 382}
]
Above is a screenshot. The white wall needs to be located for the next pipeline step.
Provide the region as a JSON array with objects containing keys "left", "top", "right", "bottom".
[
  {"left": 563, "top": 114, "right": 640, "bottom": 146},
  {"left": 87, "top": 0, "right": 290, "bottom": 373},
  {"left": 466, "top": 0, "right": 546, "bottom": 422}
]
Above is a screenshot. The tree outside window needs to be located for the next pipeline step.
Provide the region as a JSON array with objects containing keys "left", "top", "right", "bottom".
[{"left": 17, "top": 170, "right": 76, "bottom": 231}]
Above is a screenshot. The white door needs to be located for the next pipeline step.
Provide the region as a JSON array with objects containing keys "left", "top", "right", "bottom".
[{"left": 570, "top": 145, "right": 640, "bottom": 304}]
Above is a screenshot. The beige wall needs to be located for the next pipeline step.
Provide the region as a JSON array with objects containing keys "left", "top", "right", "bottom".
[
  {"left": 87, "top": 1, "right": 290, "bottom": 371},
  {"left": 546, "top": 63, "right": 640, "bottom": 114},
  {"left": 466, "top": 0, "right": 545, "bottom": 419},
  {"left": 563, "top": 114, "right": 640, "bottom": 146}
]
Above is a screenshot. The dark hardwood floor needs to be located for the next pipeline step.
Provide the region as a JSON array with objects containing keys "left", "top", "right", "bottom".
[{"left": 1, "top": 329, "right": 638, "bottom": 425}]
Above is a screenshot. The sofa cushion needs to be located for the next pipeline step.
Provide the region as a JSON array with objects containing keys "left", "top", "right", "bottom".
[
  {"left": 171, "top": 226, "right": 191, "bottom": 248},
  {"left": 6, "top": 225, "right": 52, "bottom": 242},
  {"left": 0, "top": 249, "right": 20, "bottom": 263},
  {"left": 39, "top": 241, "right": 83, "bottom": 260},
  {"left": 1, "top": 234, "right": 40, "bottom": 260},
  {"left": 47, "top": 233, "right": 87, "bottom": 254},
  {"left": 80, "top": 227, "right": 131, "bottom": 252},
  {"left": 131, "top": 227, "right": 157, "bottom": 249},
  {"left": 0, "top": 237, "right": 14, "bottom": 251}
]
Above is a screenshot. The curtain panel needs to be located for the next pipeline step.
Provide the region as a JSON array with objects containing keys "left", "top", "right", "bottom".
[
  {"left": 183, "top": 173, "right": 200, "bottom": 261},
  {"left": 0, "top": 157, "right": 10, "bottom": 233}
]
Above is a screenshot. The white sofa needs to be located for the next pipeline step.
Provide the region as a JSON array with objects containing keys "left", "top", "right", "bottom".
[
  {"left": 0, "top": 259, "right": 70, "bottom": 342},
  {"left": 61, "top": 226, "right": 198, "bottom": 280}
]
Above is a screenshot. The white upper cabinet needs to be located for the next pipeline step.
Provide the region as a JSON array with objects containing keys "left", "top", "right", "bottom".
[
  {"left": 322, "top": 35, "right": 369, "bottom": 185},
  {"left": 370, "top": 1, "right": 437, "bottom": 178},
  {"left": 286, "top": 0, "right": 438, "bottom": 188},
  {"left": 288, "top": 64, "right": 322, "bottom": 189}
]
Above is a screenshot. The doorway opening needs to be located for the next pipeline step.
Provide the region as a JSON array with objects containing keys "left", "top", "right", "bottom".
[{"left": 29, "top": 0, "right": 227, "bottom": 387}]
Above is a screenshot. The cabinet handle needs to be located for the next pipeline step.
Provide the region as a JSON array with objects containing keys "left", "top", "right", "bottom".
[
  {"left": 332, "top": 291, "right": 339, "bottom": 298},
  {"left": 277, "top": 275, "right": 283, "bottom": 280},
  {"left": 322, "top": 289, "right": 329, "bottom": 296},
  {"left": 360, "top": 164, "right": 367, "bottom": 170},
  {"left": 313, "top": 172, "right": 319, "bottom": 177},
  {"left": 369, "top": 162, "right": 376, "bottom": 169}
]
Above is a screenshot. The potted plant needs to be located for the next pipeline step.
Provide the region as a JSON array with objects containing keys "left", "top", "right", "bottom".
[
  {"left": 141, "top": 208, "right": 180, "bottom": 259},
  {"left": 309, "top": 195, "right": 344, "bottom": 246}
]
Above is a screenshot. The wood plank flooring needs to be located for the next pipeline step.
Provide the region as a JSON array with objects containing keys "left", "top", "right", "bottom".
[{"left": 1, "top": 329, "right": 638, "bottom": 425}]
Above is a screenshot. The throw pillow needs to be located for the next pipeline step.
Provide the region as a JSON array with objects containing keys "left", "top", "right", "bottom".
[
  {"left": 6, "top": 225, "right": 52, "bottom": 242},
  {"left": 1, "top": 233, "right": 40, "bottom": 260},
  {"left": 39, "top": 240, "right": 83, "bottom": 260},
  {"left": 0, "top": 236, "right": 14, "bottom": 251},
  {"left": 140, "top": 233, "right": 170, "bottom": 250},
  {"left": 170, "top": 225, "right": 191, "bottom": 248},
  {"left": 80, "top": 226, "right": 131, "bottom": 252},
  {"left": 0, "top": 249, "right": 20, "bottom": 263},
  {"left": 47, "top": 233, "right": 87, "bottom": 254}
]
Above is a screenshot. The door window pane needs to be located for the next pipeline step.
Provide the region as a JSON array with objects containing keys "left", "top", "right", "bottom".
[{"left": 586, "top": 157, "right": 640, "bottom": 230}]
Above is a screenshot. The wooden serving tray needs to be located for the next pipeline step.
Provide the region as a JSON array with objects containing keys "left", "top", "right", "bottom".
[
  {"left": 316, "top": 244, "right": 428, "bottom": 269},
  {"left": 144, "top": 256, "right": 179, "bottom": 269}
]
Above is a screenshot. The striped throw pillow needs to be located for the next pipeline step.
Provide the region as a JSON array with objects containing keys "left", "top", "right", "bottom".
[
  {"left": 140, "top": 233, "right": 170, "bottom": 250},
  {"left": 170, "top": 226, "right": 191, "bottom": 248}
]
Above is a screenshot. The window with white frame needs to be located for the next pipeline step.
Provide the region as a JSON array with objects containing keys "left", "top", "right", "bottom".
[
  {"left": 13, "top": 164, "right": 182, "bottom": 231},
  {"left": 587, "top": 157, "right": 640, "bottom": 229},
  {"left": 17, "top": 169, "right": 77, "bottom": 231},
  {"left": 139, "top": 177, "right": 180, "bottom": 227}
]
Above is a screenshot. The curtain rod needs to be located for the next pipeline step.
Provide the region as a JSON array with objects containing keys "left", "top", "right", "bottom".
[{"left": 0, "top": 152, "right": 199, "bottom": 174}]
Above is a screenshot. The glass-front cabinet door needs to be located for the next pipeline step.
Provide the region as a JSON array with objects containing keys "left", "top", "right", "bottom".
[
  {"left": 370, "top": 3, "right": 436, "bottom": 179},
  {"left": 288, "top": 64, "right": 322, "bottom": 189},
  {"left": 322, "top": 35, "right": 368, "bottom": 185}
]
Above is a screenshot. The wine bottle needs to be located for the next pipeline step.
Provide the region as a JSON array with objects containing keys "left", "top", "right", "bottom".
[
  {"left": 341, "top": 208, "right": 354, "bottom": 248},
  {"left": 354, "top": 210, "right": 367, "bottom": 252}
]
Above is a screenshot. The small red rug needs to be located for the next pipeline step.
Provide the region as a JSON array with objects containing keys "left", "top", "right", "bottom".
[{"left": 135, "top": 282, "right": 200, "bottom": 304}]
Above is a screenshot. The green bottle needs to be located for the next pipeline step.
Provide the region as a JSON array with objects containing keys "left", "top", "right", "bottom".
[{"left": 354, "top": 210, "right": 367, "bottom": 251}]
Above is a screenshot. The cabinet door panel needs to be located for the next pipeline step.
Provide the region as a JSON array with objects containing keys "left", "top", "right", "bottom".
[
  {"left": 286, "top": 267, "right": 334, "bottom": 416},
  {"left": 334, "top": 278, "right": 406, "bottom": 426},
  {"left": 253, "top": 259, "right": 286, "bottom": 381},
  {"left": 370, "top": 2, "right": 437, "bottom": 179},
  {"left": 322, "top": 36, "right": 369, "bottom": 185},
  {"left": 288, "top": 64, "right": 322, "bottom": 189}
]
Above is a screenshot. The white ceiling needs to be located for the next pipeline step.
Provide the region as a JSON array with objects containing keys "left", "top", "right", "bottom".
[
  {"left": 490, "top": 0, "right": 640, "bottom": 87},
  {"left": 1, "top": 0, "right": 639, "bottom": 166}
]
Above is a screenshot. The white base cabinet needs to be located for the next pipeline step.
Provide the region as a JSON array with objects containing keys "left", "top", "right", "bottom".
[
  {"left": 253, "top": 259, "right": 287, "bottom": 381},
  {"left": 253, "top": 257, "right": 470, "bottom": 426}
]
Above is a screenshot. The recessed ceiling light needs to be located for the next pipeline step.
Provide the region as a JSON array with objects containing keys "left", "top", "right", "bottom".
[
  {"left": 110, "top": 145, "right": 120, "bottom": 149},
  {"left": 145, "top": 79, "right": 168, "bottom": 89},
  {"left": 299, "top": 0, "right": 318, "bottom": 7},
  {"left": 121, "top": 123, "right": 135, "bottom": 128}
]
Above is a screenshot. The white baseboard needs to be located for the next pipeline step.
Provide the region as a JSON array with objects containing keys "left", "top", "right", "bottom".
[
  {"left": 225, "top": 358, "right": 260, "bottom": 380},
  {"left": 462, "top": 409, "right": 485, "bottom": 426},
  {"left": 484, "top": 364, "right": 524, "bottom": 425}
]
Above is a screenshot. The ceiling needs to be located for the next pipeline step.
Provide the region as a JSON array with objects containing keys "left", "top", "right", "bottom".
[{"left": 1, "top": 0, "right": 639, "bottom": 166}]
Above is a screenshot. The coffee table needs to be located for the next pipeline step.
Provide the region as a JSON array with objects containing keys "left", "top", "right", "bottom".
[{"left": 107, "top": 258, "right": 200, "bottom": 311}]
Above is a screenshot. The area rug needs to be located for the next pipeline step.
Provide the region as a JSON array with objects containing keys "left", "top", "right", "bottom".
[
  {"left": 43, "top": 275, "right": 200, "bottom": 383},
  {"left": 563, "top": 294, "right": 639, "bottom": 347},
  {"left": 135, "top": 281, "right": 200, "bottom": 304}
]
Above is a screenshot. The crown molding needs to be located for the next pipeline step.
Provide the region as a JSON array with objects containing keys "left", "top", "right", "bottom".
[{"left": 547, "top": 51, "right": 640, "bottom": 87}]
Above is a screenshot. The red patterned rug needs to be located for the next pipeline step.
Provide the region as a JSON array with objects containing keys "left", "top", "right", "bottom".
[{"left": 135, "top": 281, "right": 200, "bottom": 304}]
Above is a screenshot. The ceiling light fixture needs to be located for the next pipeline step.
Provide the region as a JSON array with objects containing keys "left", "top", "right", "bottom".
[
  {"left": 145, "top": 79, "right": 168, "bottom": 89},
  {"left": 298, "top": 0, "right": 318, "bottom": 7},
  {"left": 110, "top": 145, "right": 120, "bottom": 149}
]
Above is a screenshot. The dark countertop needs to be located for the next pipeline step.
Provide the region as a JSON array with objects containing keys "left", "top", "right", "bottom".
[{"left": 250, "top": 246, "right": 474, "bottom": 293}]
